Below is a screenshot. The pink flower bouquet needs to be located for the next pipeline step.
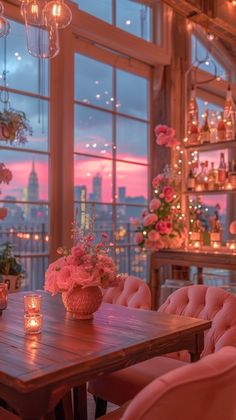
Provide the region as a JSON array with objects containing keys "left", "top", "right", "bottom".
[
  {"left": 154, "top": 124, "right": 180, "bottom": 148},
  {"left": 45, "top": 231, "right": 125, "bottom": 295},
  {"left": 132, "top": 174, "right": 185, "bottom": 251}
]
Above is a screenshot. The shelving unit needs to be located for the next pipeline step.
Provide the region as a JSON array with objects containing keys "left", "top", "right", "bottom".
[{"left": 183, "top": 136, "right": 236, "bottom": 249}]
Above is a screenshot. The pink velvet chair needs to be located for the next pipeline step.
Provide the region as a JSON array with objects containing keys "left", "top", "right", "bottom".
[
  {"left": 102, "top": 275, "right": 151, "bottom": 310},
  {"left": 89, "top": 285, "right": 236, "bottom": 415},
  {"left": 102, "top": 346, "right": 236, "bottom": 420}
]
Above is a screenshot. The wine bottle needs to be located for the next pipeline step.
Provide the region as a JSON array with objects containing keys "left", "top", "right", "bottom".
[
  {"left": 217, "top": 112, "right": 226, "bottom": 142},
  {"left": 208, "top": 162, "right": 217, "bottom": 191},
  {"left": 218, "top": 152, "right": 227, "bottom": 186},
  {"left": 210, "top": 213, "right": 222, "bottom": 248},
  {"left": 200, "top": 109, "right": 211, "bottom": 143}
]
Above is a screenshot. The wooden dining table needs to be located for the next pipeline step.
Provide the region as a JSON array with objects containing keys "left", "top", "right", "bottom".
[{"left": 0, "top": 291, "right": 211, "bottom": 420}]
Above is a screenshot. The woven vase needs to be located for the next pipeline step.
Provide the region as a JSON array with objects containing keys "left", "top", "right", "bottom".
[{"left": 62, "top": 285, "right": 103, "bottom": 319}]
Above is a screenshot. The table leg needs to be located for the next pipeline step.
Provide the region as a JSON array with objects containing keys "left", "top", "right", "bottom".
[
  {"left": 150, "top": 268, "right": 160, "bottom": 310},
  {"left": 190, "top": 332, "right": 204, "bottom": 362},
  {"left": 73, "top": 384, "right": 87, "bottom": 420}
]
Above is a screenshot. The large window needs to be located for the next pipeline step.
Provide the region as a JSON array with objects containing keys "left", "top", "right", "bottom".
[
  {"left": 0, "top": 20, "right": 49, "bottom": 290},
  {"left": 75, "top": 0, "right": 153, "bottom": 42},
  {"left": 74, "top": 52, "right": 149, "bottom": 277}
]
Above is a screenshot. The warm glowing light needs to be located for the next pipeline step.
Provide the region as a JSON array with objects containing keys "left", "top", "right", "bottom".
[
  {"left": 31, "top": 3, "right": 39, "bottom": 15},
  {"left": 52, "top": 3, "right": 61, "bottom": 16}
]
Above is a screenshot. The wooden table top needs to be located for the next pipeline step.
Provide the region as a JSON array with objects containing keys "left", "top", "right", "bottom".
[{"left": 0, "top": 291, "right": 211, "bottom": 418}]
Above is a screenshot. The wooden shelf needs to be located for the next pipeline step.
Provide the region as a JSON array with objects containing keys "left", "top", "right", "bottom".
[
  {"left": 183, "top": 189, "right": 236, "bottom": 195},
  {"left": 184, "top": 138, "right": 236, "bottom": 152}
]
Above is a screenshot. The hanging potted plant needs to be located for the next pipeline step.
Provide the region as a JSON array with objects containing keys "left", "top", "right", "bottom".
[
  {"left": 0, "top": 242, "right": 25, "bottom": 293},
  {"left": 0, "top": 108, "right": 32, "bottom": 144}
]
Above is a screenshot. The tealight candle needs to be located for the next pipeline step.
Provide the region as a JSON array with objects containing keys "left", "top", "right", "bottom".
[
  {"left": 24, "top": 313, "right": 43, "bottom": 334},
  {"left": 0, "top": 283, "right": 8, "bottom": 314},
  {"left": 24, "top": 294, "right": 42, "bottom": 315}
]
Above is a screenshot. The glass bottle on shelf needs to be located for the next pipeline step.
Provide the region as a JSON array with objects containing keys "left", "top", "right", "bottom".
[
  {"left": 200, "top": 109, "right": 211, "bottom": 144},
  {"left": 228, "top": 159, "right": 236, "bottom": 188},
  {"left": 217, "top": 112, "right": 226, "bottom": 142},
  {"left": 208, "top": 162, "right": 217, "bottom": 191},
  {"left": 210, "top": 111, "right": 217, "bottom": 143},
  {"left": 187, "top": 167, "right": 195, "bottom": 191},
  {"left": 224, "top": 84, "right": 235, "bottom": 140},
  {"left": 188, "top": 117, "right": 199, "bottom": 145},
  {"left": 203, "top": 160, "right": 209, "bottom": 191},
  {"left": 218, "top": 152, "right": 227, "bottom": 187},
  {"left": 190, "top": 217, "right": 202, "bottom": 248},
  {"left": 196, "top": 162, "right": 205, "bottom": 191},
  {"left": 210, "top": 213, "right": 222, "bottom": 248},
  {"left": 226, "top": 113, "right": 234, "bottom": 141}
]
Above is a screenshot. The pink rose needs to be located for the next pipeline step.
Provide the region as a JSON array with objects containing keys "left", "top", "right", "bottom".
[
  {"left": 148, "top": 230, "right": 160, "bottom": 241},
  {"left": 71, "top": 265, "right": 101, "bottom": 288},
  {"left": 156, "top": 133, "right": 168, "bottom": 146},
  {"left": 156, "top": 220, "right": 172, "bottom": 235},
  {"left": 135, "top": 232, "right": 144, "bottom": 244},
  {"left": 154, "top": 124, "right": 168, "bottom": 136},
  {"left": 163, "top": 186, "right": 174, "bottom": 203},
  {"left": 143, "top": 213, "right": 158, "bottom": 227},
  {"left": 149, "top": 199, "right": 161, "bottom": 211},
  {"left": 152, "top": 174, "right": 164, "bottom": 188},
  {"left": 44, "top": 270, "right": 60, "bottom": 295},
  {"left": 144, "top": 239, "right": 159, "bottom": 251}
]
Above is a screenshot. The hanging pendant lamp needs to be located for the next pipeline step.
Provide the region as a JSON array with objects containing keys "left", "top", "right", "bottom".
[{"left": 43, "top": 0, "right": 72, "bottom": 29}]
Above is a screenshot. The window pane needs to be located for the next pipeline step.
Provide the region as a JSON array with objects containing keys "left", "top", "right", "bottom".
[
  {"left": 116, "top": 116, "right": 148, "bottom": 163},
  {"left": 197, "top": 98, "right": 222, "bottom": 126},
  {"left": 74, "top": 155, "right": 112, "bottom": 203},
  {"left": 192, "top": 34, "right": 228, "bottom": 81},
  {"left": 116, "top": 70, "right": 148, "bottom": 119},
  {"left": 74, "top": 105, "right": 112, "bottom": 157},
  {"left": 0, "top": 203, "right": 49, "bottom": 234},
  {"left": 0, "top": 20, "right": 49, "bottom": 95},
  {"left": 115, "top": 245, "right": 148, "bottom": 277},
  {"left": 20, "top": 256, "right": 49, "bottom": 290},
  {"left": 74, "top": 0, "right": 112, "bottom": 23},
  {"left": 0, "top": 93, "right": 49, "bottom": 152},
  {"left": 116, "top": 0, "right": 152, "bottom": 41},
  {"left": 0, "top": 151, "right": 49, "bottom": 202},
  {"left": 116, "top": 161, "right": 147, "bottom": 204},
  {"left": 75, "top": 54, "right": 113, "bottom": 110}
]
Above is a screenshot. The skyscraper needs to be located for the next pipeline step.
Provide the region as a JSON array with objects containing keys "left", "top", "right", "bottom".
[
  {"left": 27, "top": 161, "right": 39, "bottom": 202},
  {"left": 91, "top": 173, "right": 102, "bottom": 202}
]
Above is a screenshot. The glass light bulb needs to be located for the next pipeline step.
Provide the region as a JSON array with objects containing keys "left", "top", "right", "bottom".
[
  {"left": 25, "top": 22, "right": 60, "bottom": 59},
  {"left": 0, "top": 16, "right": 10, "bottom": 38},
  {"left": 43, "top": 0, "right": 72, "bottom": 29},
  {"left": 21, "top": 0, "right": 46, "bottom": 26}
]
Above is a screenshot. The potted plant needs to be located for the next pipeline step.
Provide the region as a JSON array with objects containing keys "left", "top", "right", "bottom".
[
  {"left": 0, "top": 242, "right": 24, "bottom": 292},
  {"left": 0, "top": 108, "right": 32, "bottom": 144}
]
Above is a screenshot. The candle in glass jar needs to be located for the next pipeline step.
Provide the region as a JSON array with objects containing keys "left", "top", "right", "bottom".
[
  {"left": 0, "top": 283, "right": 8, "bottom": 314},
  {"left": 24, "top": 294, "right": 42, "bottom": 314},
  {"left": 24, "top": 314, "right": 43, "bottom": 334}
]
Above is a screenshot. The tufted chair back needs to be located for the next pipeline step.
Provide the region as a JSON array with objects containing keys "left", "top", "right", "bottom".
[
  {"left": 102, "top": 276, "right": 151, "bottom": 310},
  {"left": 159, "top": 284, "right": 236, "bottom": 360},
  {"left": 121, "top": 346, "right": 236, "bottom": 420}
]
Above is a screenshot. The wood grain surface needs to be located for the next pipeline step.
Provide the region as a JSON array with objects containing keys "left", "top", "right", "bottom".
[{"left": 0, "top": 291, "right": 211, "bottom": 419}]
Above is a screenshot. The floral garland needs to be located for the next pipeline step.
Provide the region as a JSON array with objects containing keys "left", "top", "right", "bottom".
[{"left": 132, "top": 171, "right": 185, "bottom": 251}]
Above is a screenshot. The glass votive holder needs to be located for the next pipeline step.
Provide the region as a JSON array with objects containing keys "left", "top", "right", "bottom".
[
  {"left": 24, "top": 313, "right": 43, "bottom": 335},
  {"left": 0, "top": 283, "right": 8, "bottom": 315},
  {"left": 24, "top": 294, "right": 42, "bottom": 315}
]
